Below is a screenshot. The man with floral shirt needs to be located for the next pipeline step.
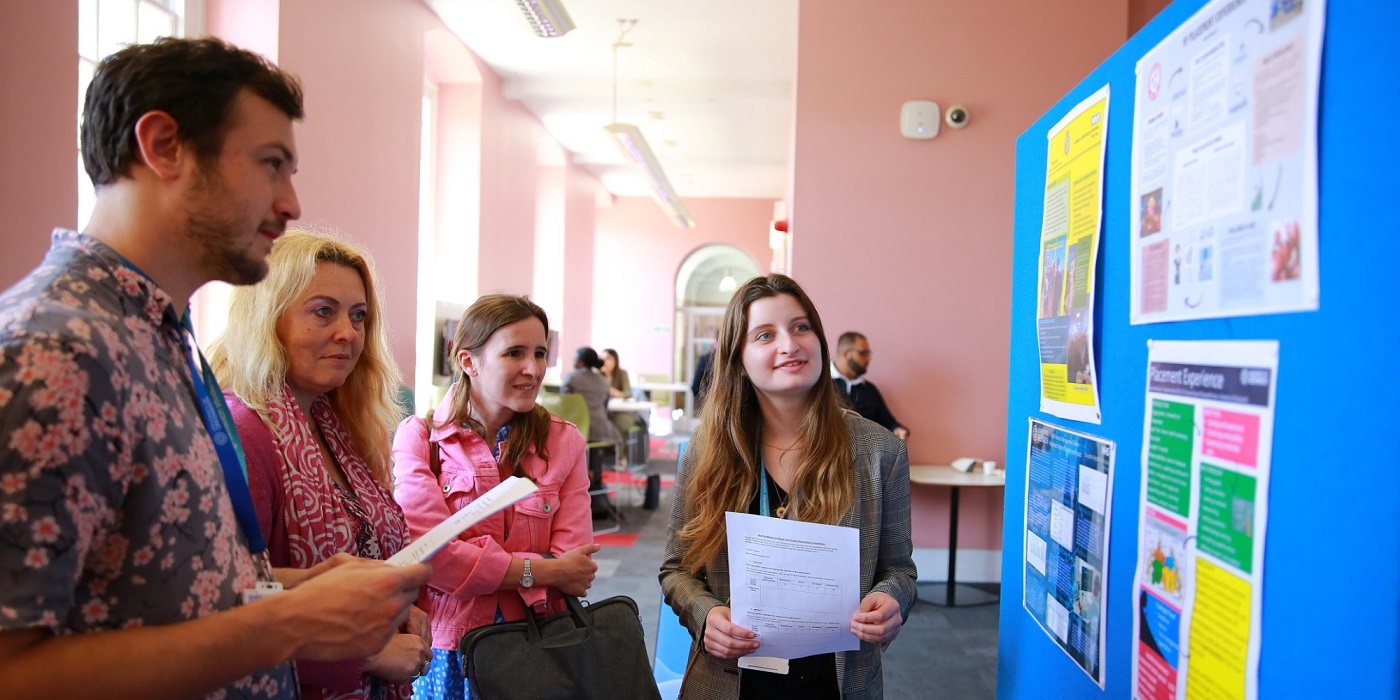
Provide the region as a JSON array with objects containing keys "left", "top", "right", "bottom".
[{"left": 0, "top": 38, "right": 431, "bottom": 698}]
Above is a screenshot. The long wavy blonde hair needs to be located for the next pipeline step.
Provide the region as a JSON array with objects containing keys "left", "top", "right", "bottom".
[
  {"left": 678, "top": 274, "right": 853, "bottom": 573},
  {"left": 208, "top": 230, "right": 402, "bottom": 487}
]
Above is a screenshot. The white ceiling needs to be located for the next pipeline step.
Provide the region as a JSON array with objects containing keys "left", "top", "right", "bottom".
[{"left": 425, "top": 0, "right": 797, "bottom": 200}]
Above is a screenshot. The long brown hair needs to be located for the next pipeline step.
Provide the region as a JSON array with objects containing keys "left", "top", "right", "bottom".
[
  {"left": 434, "top": 294, "right": 553, "bottom": 474},
  {"left": 678, "top": 274, "right": 852, "bottom": 573}
]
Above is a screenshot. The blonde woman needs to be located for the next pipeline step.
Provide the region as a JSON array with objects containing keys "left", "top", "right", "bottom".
[
  {"left": 659, "top": 274, "right": 916, "bottom": 699},
  {"left": 209, "top": 231, "right": 431, "bottom": 699},
  {"left": 393, "top": 294, "right": 599, "bottom": 699}
]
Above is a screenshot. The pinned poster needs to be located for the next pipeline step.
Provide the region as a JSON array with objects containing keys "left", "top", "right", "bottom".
[
  {"left": 1023, "top": 419, "right": 1115, "bottom": 686},
  {"left": 1132, "top": 340, "right": 1277, "bottom": 700},
  {"left": 1129, "top": 0, "right": 1325, "bottom": 323},
  {"left": 1037, "top": 86, "right": 1108, "bottom": 423}
]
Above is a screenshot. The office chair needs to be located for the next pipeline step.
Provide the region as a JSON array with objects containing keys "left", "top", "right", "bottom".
[{"left": 539, "top": 393, "right": 623, "bottom": 533}]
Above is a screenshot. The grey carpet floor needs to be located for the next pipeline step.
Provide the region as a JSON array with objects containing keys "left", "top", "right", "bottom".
[{"left": 584, "top": 453, "right": 999, "bottom": 699}]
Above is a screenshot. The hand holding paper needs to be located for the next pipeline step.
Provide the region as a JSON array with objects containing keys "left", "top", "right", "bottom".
[
  {"left": 725, "top": 512, "right": 861, "bottom": 660},
  {"left": 387, "top": 476, "right": 538, "bottom": 566},
  {"left": 850, "top": 591, "right": 903, "bottom": 644}
]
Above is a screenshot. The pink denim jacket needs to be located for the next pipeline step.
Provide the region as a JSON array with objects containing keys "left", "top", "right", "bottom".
[{"left": 391, "top": 387, "right": 593, "bottom": 651}]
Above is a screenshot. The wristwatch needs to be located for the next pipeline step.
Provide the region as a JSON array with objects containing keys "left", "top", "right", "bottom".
[{"left": 520, "top": 558, "right": 535, "bottom": 589}]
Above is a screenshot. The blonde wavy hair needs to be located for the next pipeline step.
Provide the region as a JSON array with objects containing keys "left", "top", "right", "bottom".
[
  {"left": 678, "top": 274, "right": 853, "bottom": 573},
  {"left": 208, "top": 230, "right": 402, "bottom": 486}
]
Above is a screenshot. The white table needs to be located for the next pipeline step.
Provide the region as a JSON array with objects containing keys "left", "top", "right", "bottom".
[
  {"left": 608, "top": 398, "right": 658, "bottom": 414},
  {"left": 632, "top": 381, "right": 694, "bottom": 426},
  {"left": 909, "top": 464, "right": 1006, "bottom": 607}
]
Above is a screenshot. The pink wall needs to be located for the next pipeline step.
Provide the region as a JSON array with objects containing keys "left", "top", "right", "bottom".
[
  {"left": 267, "top": 0, "right": 440, "bottom": 380},
  {"left": 206, "top": 0, "right": 279, "bottom": 61},
  {"left": 477, "top": 73, "right": 546, "bottom": 297},
  {"left": 1130, "top": 0, "right": 1173, "bottom": 35},
  {"left": 0, "top": 2, "right": 77, "bottom": 290},
  {"left": 791, "top": 0, "right": 1126, "bottom": 549},
  {"left": 211, "top": 0, "right": 602, "bottom": 383},
  {"left": 592, "top": 197, "right": 776, "bottom": 379},
  {"left": 560, "top": 169, "right": 601, "bottom": 365}
]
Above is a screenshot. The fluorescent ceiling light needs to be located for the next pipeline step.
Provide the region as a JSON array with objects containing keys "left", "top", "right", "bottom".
[
  {"left": 514, "top": 0, "right": 575, "bottom": 38},
  {"left": 605, "top": 122, "right": 696, "bottom": 228}
]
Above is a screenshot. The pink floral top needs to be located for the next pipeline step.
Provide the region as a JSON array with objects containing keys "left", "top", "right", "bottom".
[{"left": 0, "top": 230, "right": 294, "bottom": 698}]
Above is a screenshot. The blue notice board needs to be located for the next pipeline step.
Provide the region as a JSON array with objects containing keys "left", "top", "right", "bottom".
[{"left": 1000, "top": 1, "right": 1400, "bottom": 698}]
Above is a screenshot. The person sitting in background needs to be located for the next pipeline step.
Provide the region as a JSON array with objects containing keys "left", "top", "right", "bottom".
[
  {"left": 660, "top": 274, "right": 916, "bottom": 700},
  {"left": 392, "top": 295, "right": 599, "bottom": 699},
  {"left": 562, "top": 346, "right": 625, "bottom": 453},
  {"left": 602, "top": 347, "right": 644, "bottom": 437},
  {"left": 209, "top": 231, "right": 432, "bottom": 698},
  {"left": 600, "top": 348, "right": 631, "bottom": 399},
  {"left": 832, "top": 332, "right": 909, "bottom": 441}
]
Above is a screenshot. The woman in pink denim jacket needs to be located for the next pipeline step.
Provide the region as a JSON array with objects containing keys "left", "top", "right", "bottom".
[{"left": 392, "top": 295, "right": 599, "bottom": 699}]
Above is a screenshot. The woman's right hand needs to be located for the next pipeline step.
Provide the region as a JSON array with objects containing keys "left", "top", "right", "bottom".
[
  {"left": 363, "top": 632, "right": 432, "bottom": 682},
  {"left": 703, "top": 606, "right": 759, "bottom": 659},
  {"left": 541, "top": 543, "right": 601, "bottom": 596}
]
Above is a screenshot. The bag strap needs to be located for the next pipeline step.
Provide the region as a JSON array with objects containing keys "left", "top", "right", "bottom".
[
  {"left": 523, "top": 595, "right": 592, "bottom": 647},
  {"left": 416, "top": 413, "right": 443, "bottom": 479}
]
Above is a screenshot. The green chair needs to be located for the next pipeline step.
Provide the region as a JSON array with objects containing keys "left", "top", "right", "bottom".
[{"left": 539, "top": 393, "right": 623, "bottom": 533}]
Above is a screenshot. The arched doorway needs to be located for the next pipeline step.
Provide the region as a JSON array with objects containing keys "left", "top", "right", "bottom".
[{"left": 674, "top": 244, "right": 762, "bottom": 390}]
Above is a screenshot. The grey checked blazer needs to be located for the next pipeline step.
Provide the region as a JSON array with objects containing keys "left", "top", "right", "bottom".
[{"left": 659, "top": 412, "right": 918, "bottom": 699}]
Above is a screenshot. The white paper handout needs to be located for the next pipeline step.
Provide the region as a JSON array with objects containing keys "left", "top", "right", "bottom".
[
  {"left": 387, "top": 476, "right": 538, "bottom": 566},
  {"left": 725, "top": 512, "right": 861, "bottom": 661}
]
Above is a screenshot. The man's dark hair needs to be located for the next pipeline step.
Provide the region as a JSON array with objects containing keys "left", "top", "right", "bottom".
[
  {"left": 81, "top": 37, "right": 304, "bottom": 187},
  {"left": 837, "top": 332, "right": 866, "bottom": 352}
]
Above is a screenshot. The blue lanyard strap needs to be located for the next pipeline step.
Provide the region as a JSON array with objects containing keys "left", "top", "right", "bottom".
[
  {"left": 178, "top": 312, "right": 266, "bottom": 556},
  {"left": 759, "top": 459, "right": 773, "bottom": 518}
]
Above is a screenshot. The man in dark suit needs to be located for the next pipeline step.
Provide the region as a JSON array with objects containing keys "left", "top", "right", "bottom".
[{"left": 832, "top": 332, "right": 909, "bottom": 440}]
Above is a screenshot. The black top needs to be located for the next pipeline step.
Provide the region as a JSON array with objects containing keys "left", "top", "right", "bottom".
[
  {"left": 832, "top": 377, "right": 905, "bottom": 433},
  {"left": 738, "top": 471, "right": 840, "bottom": 700}
]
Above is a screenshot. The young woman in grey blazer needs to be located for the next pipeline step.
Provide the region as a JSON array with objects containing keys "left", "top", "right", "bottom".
[{"left": 660, "top": 274, "right": 917, "bottom": 699}]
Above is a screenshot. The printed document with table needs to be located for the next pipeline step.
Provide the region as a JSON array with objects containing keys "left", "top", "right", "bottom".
[{"left": 725, "top": 512, "right": 861, "bottom": 664}]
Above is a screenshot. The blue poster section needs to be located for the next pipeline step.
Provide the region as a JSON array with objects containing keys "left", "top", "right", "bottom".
[
  {"left": 998, "top": 2, "right": 1400, "bottom": 698},
  {"left": 1025, "top": 422, "right": 1111, "bottom": 683}
]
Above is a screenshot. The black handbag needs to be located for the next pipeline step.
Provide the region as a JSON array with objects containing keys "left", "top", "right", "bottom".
[{"left": 460, "top": 595, "right": 662, "bottom": 700}]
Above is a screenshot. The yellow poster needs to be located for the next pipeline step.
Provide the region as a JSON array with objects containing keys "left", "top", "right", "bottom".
[{"left": 1037, "top": 86, "right": 1108, "bottom": 424}]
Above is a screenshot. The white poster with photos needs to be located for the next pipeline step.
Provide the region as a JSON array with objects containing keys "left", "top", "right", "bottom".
[{"left": 1129, "top": 0, "right": 1324, "bottom": 324}]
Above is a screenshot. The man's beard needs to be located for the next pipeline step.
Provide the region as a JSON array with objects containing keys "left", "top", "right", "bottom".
[
  {"left": 848, "top": 359, "right": 868, "bottom": 378},
  {"left": 185, "top": 171, "right": 272, "bottom": 286}
]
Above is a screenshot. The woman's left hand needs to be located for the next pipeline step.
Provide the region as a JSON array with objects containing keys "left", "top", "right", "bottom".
[
  {"left": 363, "top": 632, "right": 432, "bottom": 682},
  {"left": 850, "top": 591, "right": 903, "bottom": 644},
  {"left": 405, "top": 605, "right": 431, "bottom": 647}
]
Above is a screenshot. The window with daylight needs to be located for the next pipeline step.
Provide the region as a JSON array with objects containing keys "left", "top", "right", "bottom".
[{"left": 77, "top": 0, "right": 188, "bottom": 229}]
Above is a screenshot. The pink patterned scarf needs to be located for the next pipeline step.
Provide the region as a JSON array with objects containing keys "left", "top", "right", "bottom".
[
  {"left": 264, "top": 384, "right": 411, "bottom": 700},
  {"left": 263, "top": 383, "right": 409, "bottom": 565}
]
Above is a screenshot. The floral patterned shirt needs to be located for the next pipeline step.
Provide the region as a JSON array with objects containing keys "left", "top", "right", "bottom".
[{"left": 0, "top": 230, "right": 295, "bottom": 698}]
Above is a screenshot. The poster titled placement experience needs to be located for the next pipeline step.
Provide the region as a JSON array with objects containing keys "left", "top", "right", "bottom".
[
  {"left": 1037, "top": 86, "right": 1108, "bottom": 424},
  {"left": 1023, "top": 419, "right": 1115, "bottom": 686},
  {"left": 1133, "top": 340, "right": 1277, "bottom": 700},
  {"left": 1129, "top": 0, "right": 1325, "bottom": 323}
]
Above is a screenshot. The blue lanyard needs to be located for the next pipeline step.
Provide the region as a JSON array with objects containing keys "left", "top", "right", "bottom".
[
  {"left": 758, "top": 459, "right": 777, "bottom": 518},
  {"left": 178, "top": 312, "right": 266, "bottom": 557},
  {"left": 110, "top": 255, "right": 268, "bottom": 562}
]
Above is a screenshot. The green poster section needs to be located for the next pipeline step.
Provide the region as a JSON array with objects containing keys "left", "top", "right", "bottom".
[{"left": 999, "top": 1, "right": 1400, "bottom": 698}]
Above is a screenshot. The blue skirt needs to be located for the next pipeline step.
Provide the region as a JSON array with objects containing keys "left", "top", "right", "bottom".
[
  {"left": 412, "top": 648, "right": 469, "bottom": 700},
  {"left": 413, "top": 606, "right": 506, "bottom": 700}
]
